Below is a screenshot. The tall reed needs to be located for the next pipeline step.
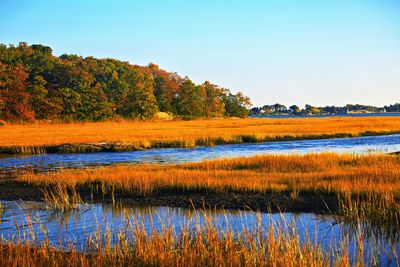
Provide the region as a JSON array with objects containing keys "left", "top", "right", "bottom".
[
  {"left": 0, "top": 207, "right": 387, "bottom": 267},
  {"left": 42, "top": 183, "right": 83, "bottom": 212}
]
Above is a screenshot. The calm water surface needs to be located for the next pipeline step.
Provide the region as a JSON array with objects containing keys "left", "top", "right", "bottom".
[
  {"left": 0, "top": 134, "right": 399, "bottom": 178},
  {"left": 0, "top": 201, "right": 398, "bottom": 265}
]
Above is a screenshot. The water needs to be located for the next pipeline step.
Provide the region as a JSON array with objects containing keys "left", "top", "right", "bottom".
[
  {"left": 0, "top": 134, "right": 399, "bottom": 177},
  {"left": 0, "top": 200, "right": 398, "bottom": 265},
  {"left": 1, "top": 134, "right": 399, "bottom": 264}
]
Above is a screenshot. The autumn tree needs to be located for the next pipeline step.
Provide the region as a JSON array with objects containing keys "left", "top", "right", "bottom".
[
  {"left": 0, "top": 42, "right": 252, "bottom": 122},
  {"left": 148, "top": 63, "right": 180, "bottom": 114},
  {"left": 52, "top": 58, "right": 114, "bottom": 121},
  {"left": 203, "top": 81, "right": 225, "bottom": 117},
  {"left": 0, "top": 63, "right": 35, "bottom": 121}
]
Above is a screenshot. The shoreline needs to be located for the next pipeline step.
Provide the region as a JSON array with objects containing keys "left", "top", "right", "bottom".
[
  {"left": 1, "top": 153, "right": 399, "bottom": 215},
  {"left": 1, "top": 130, "right": 399, "bottom": 155},
  {"left": 0, "top": 180, "right": 340, "bottom": 214}
]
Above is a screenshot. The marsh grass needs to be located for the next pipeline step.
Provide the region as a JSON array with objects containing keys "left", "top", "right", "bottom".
[
  {"left": 42, "top": 183, "right": 83, "bottom": 212},
  {"left": 21, "top": 153, "right": 400, "bottom": 196},
  {"left": 17, "top": 153, "right": 400, "bottom": 231},
  {"left": 0, "top": 206, "right": 390, "bottom": 267},
  {"left": 337, "top": 194, "right": 400, "bottom": 244},
  {"left": 1, "top": 117, "right": 400, "bottom": 154}
]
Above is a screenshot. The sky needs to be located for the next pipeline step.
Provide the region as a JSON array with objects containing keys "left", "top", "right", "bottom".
[{"left": 1, "top": 0, "right": 399, "bottom": 107}]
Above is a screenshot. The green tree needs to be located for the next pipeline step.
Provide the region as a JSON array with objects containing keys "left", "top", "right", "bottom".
[
  {"left": 53, "top": 59, "right": 114, "bottom": 121},
  {"left": 177, "top": 80, "right": 206, "bottom": 117},
  {"left": 26, "top": 75, "right": 52, "bottom": 119},
  {"left": 289, "top": 105, "right": 301, "bottom": 114},
  {"left": 121, "top": 67, "right": 158, "bottom": 119},
  {"left": 222, "top": 91, "right": 251, "bottom": 117}
]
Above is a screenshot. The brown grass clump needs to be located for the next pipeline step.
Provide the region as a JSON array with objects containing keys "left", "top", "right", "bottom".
[{"left": 41, "top": 183, "right": 83, "bottom": 211}]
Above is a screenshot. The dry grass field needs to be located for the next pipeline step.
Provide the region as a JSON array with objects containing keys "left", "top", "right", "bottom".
[
  {"left": 20, "top": 153, "right": 400, "bottom": 196},
  {"left": 0, "top": 117, "right": 399, "bottom": 153}
]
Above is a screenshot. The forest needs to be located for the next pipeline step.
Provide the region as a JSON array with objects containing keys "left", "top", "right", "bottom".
[{"left": 0, "top": 42, "right": 251, "bottom": 122}]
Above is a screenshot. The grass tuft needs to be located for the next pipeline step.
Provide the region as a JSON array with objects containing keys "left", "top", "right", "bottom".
[{"left": 42, "top": 183, "right": 83, "bottom": 212}]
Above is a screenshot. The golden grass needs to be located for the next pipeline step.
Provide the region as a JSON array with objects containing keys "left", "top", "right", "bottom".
[
  {"left": 20, "top": 153, "right": 400, "bottom": 196},
  {"left": 1, "top": 116, "right": 400, "bottom": 149},
  {"left": 41, "top": 183, "right": 83, "bottom": 211},
  {"left": 0, "top": 209, "right": 372, "bottom": 267}
]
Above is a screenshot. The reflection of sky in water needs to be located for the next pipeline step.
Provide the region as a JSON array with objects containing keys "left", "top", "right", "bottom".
[
  {"left": 1, "top": 134, "right": 399, "bottom": 264},
  {"left": 0, "top": 134, "right": 399, "bottom": 177},
  {"left": 0, "top": 201, "right": 398, "bottom": 265}
]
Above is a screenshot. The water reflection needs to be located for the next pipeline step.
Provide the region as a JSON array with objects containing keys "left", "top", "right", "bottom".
[
  {"left": 0, "top": 200, "right": 398, "bottom": 265},
  {"left": 1, "top": 134, "right": 400, "bottom": 178}
]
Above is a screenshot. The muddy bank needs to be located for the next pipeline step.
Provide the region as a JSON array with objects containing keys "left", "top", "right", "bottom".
[
  {"left": 0, "top": 181, "right": 340, "bottom": 214},
  {"left": 0, "top": 143, "right": 146, "bottom": 155}
]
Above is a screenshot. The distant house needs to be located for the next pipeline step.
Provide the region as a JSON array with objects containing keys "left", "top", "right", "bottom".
[
  {"left": 271, "top": 103, "right": 287, "bottom": 113},
  {"left": 378, "top": 108, "right": 386, "bottom": 113},
  {"left": 338, "top": 108, "right": 348, "bottom": 115}
]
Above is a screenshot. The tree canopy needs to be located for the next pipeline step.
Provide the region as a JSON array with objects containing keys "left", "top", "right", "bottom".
[{"left": 0, "top": 42, "right": 251, "bottom": 122}]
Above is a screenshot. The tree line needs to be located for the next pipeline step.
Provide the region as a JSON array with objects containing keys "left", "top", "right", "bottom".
[
  {"left": 250, "top": 103, "right": 400, "bottom": 115},
  {"left": 0, "top": 42, "right": 251, "bottom": 122}
]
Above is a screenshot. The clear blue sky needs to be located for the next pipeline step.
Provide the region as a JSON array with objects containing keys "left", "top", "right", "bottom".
[{"left": 1, "top": 0, "right": 399, "bottom": 107}]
